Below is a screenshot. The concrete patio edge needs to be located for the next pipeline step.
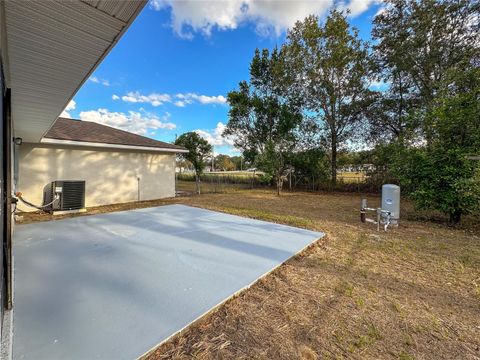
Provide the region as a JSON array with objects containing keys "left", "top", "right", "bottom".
[
  {"left": 137, "top": 232, "right": 326, "bottom": 360},
  {"left": 13, "top": 204, "right": 324, "bottom": 359}
]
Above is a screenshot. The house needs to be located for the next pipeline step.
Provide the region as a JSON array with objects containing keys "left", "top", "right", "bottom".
[
  {"left": 17, "top": 117, "right": 187, "bottom": 212},
  {"left": 0, "top": 0, "right": 147, "bottom": 341}
]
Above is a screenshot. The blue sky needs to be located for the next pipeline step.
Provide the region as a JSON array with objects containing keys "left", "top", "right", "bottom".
[{"left": 64, "top": 0, "right": 384, "bottom": 155}]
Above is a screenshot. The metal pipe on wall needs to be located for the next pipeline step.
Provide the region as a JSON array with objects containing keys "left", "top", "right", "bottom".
[{"left": 137, "top": 176, "right": 140, "bottom": 201}]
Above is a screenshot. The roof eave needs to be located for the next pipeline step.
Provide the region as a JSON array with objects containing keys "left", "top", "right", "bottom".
[
  {"left": 41, "top": 2, "right": 148, "bottom": 141},
  {"left": 39, "top": 138, "right": 189, "bottom": 153},
  {"left": 6, "top": 0, "right": 148, "bottom": 142}
]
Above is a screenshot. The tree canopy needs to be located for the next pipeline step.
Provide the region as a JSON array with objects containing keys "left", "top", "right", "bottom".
[
  {"left": 283, "top": 10, "right": 375, "bottom": 183},
  {"left": 175, "top": 132, "right": 213, "bottom": 194},
  {"left": 224, "top": 48, "right": 304, "bottom": 195}
]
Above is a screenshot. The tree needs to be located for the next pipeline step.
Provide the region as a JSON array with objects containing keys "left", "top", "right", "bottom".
[
  {"left": 284, "top": 11, "right": 374, "bottom": 184},
  {"left": 215, "top": 154, "right": 235, "bottom": 171},
  {"left": 224, "top": 48, "right": 303, "bottom": 195},
  {"left": 176, "top": 159, "right": 192, "bottom": 173},
  {"left": 370, "top": 0, "right": 480, "bottom": 223},
  {"left": 175, "top": 132, "right": 213, "bottom": 194},
  {"left": 392, "top": 67, "right": 480, "bottom": 223},
  {"left": 372, "top": 0, "right": 479, "bottom": 144},
  {"left": 393, "top": 148, "right": 480, "bottom": 224},
  {"left": 230, "top": 156, "right": 246, "bottom": 171},
  {"left": 289, "top": 148, "right": 329, "bottom": 189}
]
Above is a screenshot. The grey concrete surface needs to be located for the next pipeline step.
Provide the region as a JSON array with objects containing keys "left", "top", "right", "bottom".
[{"left": 12, "top": 205, "right": 323, "bottom": 360}]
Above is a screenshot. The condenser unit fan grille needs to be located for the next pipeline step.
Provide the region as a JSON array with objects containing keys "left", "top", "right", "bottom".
[{"left": 61, "top": 181, "right": 85, "bottom": 210}]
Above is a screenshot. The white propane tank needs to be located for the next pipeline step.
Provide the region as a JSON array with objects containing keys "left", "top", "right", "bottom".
[{"left": 382, "top": 184, "right": 400, "bottom": 223}]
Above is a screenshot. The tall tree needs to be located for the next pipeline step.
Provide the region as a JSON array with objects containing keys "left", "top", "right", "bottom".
[
  {"left": 372, "top": 0, "right": 479, "bottom": 143},
  {"left": 175, "top": 132, "right": 213, "bottom": 194},
  {"left": 392, "top": 66, "right": 480, "bottom": 223},
  {"left": 224, "top": 48, "right": 303, "bottom": 195},
  {"left": 372, "top": 0, "right": 480, "bottom": 223},
  {"left": 284, "top": 11, "right": 374, "bottom": 184}
]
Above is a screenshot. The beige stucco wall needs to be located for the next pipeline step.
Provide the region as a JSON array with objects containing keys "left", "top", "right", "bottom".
[{"left": 17, "top": 143, "right": 176, "bottom": 212}]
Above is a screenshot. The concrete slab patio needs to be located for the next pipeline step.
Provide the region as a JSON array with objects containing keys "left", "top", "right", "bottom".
[{"left": 12, "top": 204, "right": 323, "bottom": 360}]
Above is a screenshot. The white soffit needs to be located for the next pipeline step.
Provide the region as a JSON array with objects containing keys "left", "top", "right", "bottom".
[{"left": 4, "top": 0, "right": 147, "bottom": 142}]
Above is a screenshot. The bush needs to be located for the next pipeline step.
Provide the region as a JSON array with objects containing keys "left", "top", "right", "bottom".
[
  {"left": 392, "top": 147, "right": 480, "bottom": 224},
  {"left": 258, "top": 173, "right": 273, "bottom": 185}
]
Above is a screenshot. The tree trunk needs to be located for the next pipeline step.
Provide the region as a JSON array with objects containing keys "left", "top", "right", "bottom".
[
  {"left": 331, "top": 133, "right": 337, "bottom": 185},
  {"left": 195, "top": 174, "right": 201, "bottom": 195},
  {"left": 276, "top": 172, "right": 282, "bottom": 196},
  {"left": 449, "top": 209, "right": 461, "bottom": 225}
]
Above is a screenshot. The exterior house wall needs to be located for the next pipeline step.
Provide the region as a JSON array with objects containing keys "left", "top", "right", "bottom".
[{"left": 17, "top": 143, "right": 176, "bottom": 212}]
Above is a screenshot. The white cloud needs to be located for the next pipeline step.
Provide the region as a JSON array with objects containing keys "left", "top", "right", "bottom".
[
  {"left": 247, "top": 0, "right": 333, "bottom": 36},
  {"left": 79, "top": 108, "right": 176, "bottom": 136},
  {"left": 174, "top": 100, "right": 187, "bottom": 107},
  {"left": 339, "top": 0, "right": 381, "bottom": 17},
  {"left": 194, "top": 122, "right": 235, "bottom": 147},
  {"left": 174, "top": 93, "right": 226, "bottom": 106},
  {"left": 117, "top": 91, "right": 227, "bottom": 107},
  {"left": 121, "top": 91, "right": 172, "bottom": 107},
  {"left": 150, "top": 0, "right": 378, "bottom": 38},
  {"left": 60, "top": 100, "right": 76, "bottom": 118},
  {"left": 89, "top": 76, "right": 110, "bottom": 86},
  {"left": 194, "top": 94, "right": 227, "bottom": 104},
  {"left": 151, "top": 0, "right": 246, "bottom": 38}
]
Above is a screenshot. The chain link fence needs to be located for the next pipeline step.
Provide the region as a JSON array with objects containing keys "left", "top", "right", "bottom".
[
  {"left": 176, "top": 170, "right": 393, "bottom": 195},
  {"left": 176, "top": 172, "right": 268, "bottom": 195}
]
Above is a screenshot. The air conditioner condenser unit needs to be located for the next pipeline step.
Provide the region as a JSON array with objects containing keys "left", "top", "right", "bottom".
[{"left": 43, "top": 180, "right": 86, "bottom": 213}]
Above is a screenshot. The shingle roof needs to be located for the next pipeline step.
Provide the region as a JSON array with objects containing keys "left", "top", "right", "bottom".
[{"left": 43, "top": 118, "right": 186, "bottom": 151}]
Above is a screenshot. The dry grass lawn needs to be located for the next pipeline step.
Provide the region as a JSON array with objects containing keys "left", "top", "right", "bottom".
[
  {"left": 19, "top": 190, "right": 480, "bottom": 359},
  {"left": 337, "top": 171, "right": 367, "bottom": 183}
]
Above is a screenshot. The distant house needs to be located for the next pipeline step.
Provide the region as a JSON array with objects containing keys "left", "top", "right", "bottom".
[{"left": 17, "top": 117, "right": 187, "bottom": 212}]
